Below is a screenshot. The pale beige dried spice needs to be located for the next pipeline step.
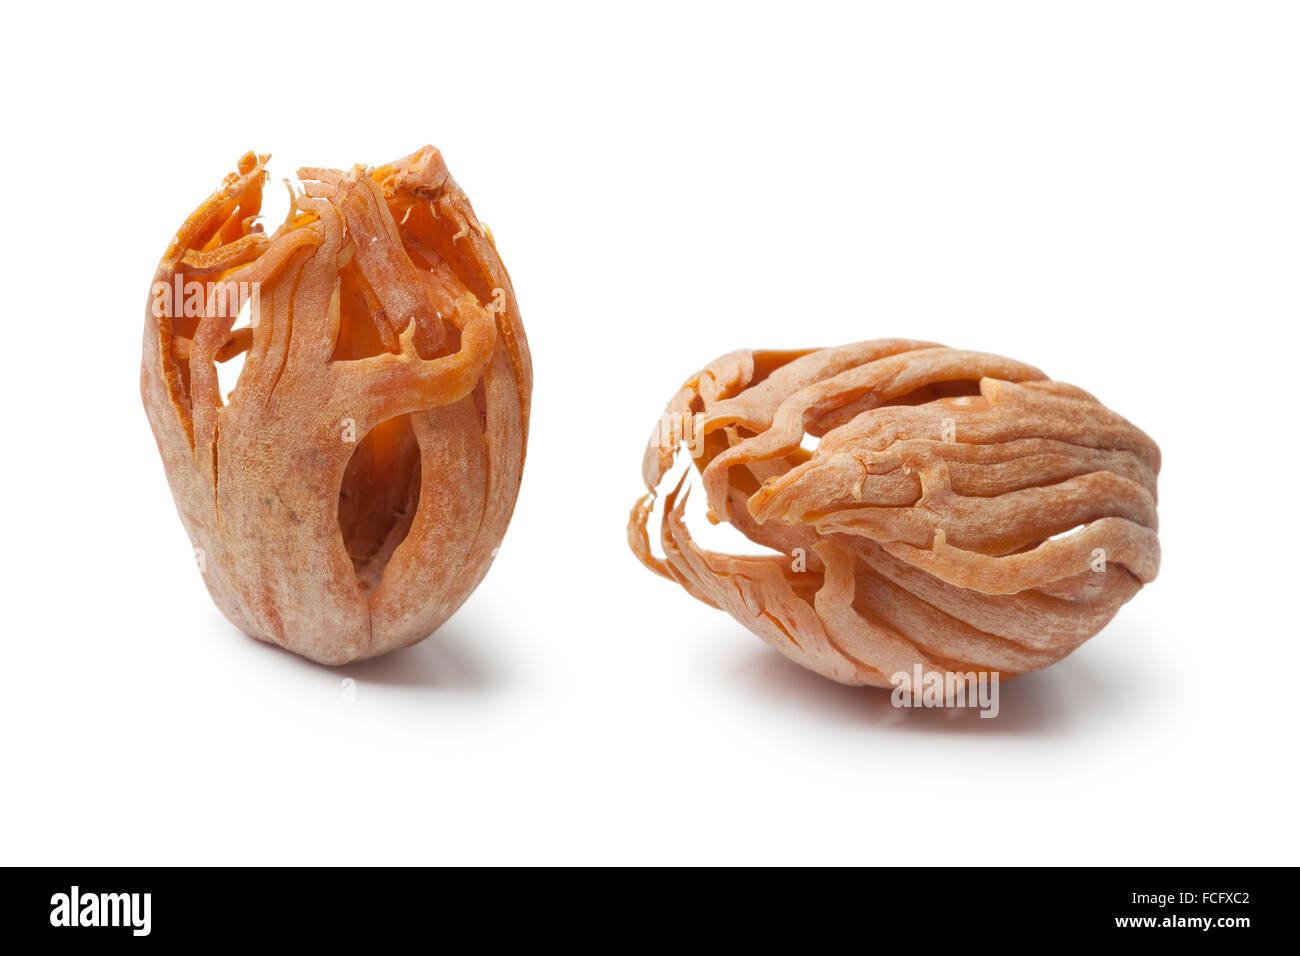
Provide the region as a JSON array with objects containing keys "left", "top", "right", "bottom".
[
  {"left": 628, "top": 341, "right": 1160, "bottom": 686},
  {"left": 142, "top": 147, "right": 531, "bottom": 664}
]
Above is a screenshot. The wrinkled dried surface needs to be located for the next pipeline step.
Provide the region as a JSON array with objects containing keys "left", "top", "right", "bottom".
[
  {"left": 628, "top": 341, "right": 1159, "bottom": 686},
  {"left": 142, "top": 147, "right": 531, "bottom": 664}
]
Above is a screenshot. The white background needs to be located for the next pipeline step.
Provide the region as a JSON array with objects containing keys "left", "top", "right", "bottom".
[{"left": 2, "top": 1, "right": 1296, "bottom": 865}]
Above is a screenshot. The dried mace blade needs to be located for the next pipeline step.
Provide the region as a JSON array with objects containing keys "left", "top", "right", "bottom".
[
  {"left": 628, "top": 341, "right": 1160, "bottom": 687},
  {"left": 142, "top": 147, "right": 532, "bottom": 665}
]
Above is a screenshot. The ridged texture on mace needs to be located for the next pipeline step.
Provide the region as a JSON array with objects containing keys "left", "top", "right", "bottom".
[
  {"left": 629, "top": 341, "right": 1159, "bottom": 685},
  {"left": 142, "top": 147, "right": 531, "bottom": 664}
]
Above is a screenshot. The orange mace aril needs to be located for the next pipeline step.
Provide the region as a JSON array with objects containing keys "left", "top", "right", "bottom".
[
  {"left": 629, "top": 341, "right": 1159, "bottom": 686},
  {"left": 142, "top": 147, "right": 531, "bottom": 664}
]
